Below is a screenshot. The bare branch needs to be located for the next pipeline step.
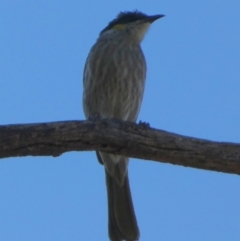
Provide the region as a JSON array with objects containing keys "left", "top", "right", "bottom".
[{"left": 0, "top": 119, "right": 240, "bottom": 175}]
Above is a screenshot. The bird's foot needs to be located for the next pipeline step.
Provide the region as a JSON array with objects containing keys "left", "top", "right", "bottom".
[
  {"left": 138, "top": 120, "right": 150, "bottom": 129},
  {"left": 88, "top": 113, "right": 101, "bottom": 121}
]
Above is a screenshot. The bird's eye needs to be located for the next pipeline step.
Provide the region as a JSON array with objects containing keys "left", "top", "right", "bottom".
[{"left": 112, "top": 24, "right": 126, "bottom": 30}]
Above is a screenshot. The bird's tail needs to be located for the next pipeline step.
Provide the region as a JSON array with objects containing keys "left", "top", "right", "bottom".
[{"left": 105, "top": 168, "right": 139, "bottom": 241}]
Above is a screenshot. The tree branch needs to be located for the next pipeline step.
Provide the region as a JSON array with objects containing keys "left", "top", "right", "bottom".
[{"left": 1, "top": 119, "right": 240, "bottom": 175}]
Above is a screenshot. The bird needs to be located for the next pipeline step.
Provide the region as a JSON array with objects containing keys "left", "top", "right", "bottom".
[{"left": 82, "top": 10, "right": 164, "bottom": 241}]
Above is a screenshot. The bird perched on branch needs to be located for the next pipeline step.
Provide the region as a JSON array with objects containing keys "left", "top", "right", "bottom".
[{"left": 83, "top": 10, "right": 164, "bottom": 241}]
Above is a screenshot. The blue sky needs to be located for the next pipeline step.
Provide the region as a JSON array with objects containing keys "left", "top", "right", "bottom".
[{"left": 1, "top": 1, "right": 240, "bottom": 240}]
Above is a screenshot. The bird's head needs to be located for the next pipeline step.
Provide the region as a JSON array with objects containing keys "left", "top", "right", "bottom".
[{"left": 100, "top": 11, "right": 165, "bottom": 43}]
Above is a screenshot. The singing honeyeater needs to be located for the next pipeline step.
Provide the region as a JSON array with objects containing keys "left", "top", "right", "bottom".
[{"left": 83, "top": 10, "right": 164, "bottom": 241}]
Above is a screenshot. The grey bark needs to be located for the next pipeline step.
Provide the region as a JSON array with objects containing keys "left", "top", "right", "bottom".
[{"left": 0, "top": 119, "right": 240, "bottom": 175}]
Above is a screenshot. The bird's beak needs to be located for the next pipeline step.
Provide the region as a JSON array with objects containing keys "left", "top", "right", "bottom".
[{"left": 145, "top": 14, "right": 165, "bottom": 23}]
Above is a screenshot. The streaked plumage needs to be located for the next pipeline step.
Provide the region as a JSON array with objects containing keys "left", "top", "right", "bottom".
[{"left": 83, "top": 10, "right": 164, "bottom": 241}]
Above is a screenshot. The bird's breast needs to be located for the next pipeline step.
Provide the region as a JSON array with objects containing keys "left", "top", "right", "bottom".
[{"left": 83, "top": 40, "right": 147, "bottom": 121}]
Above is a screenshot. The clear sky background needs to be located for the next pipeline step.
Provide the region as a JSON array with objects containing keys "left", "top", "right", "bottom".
[{"left": 1, "top": 1, "right": 240, "bottom": 241}]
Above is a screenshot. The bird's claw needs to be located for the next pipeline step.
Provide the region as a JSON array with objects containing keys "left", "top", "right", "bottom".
[
  {"left": 138, "top": 120, "right": 150, "bottom": 129},
  {"left": 89, "top": 113, "right": 101, "bottom": 121}
]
